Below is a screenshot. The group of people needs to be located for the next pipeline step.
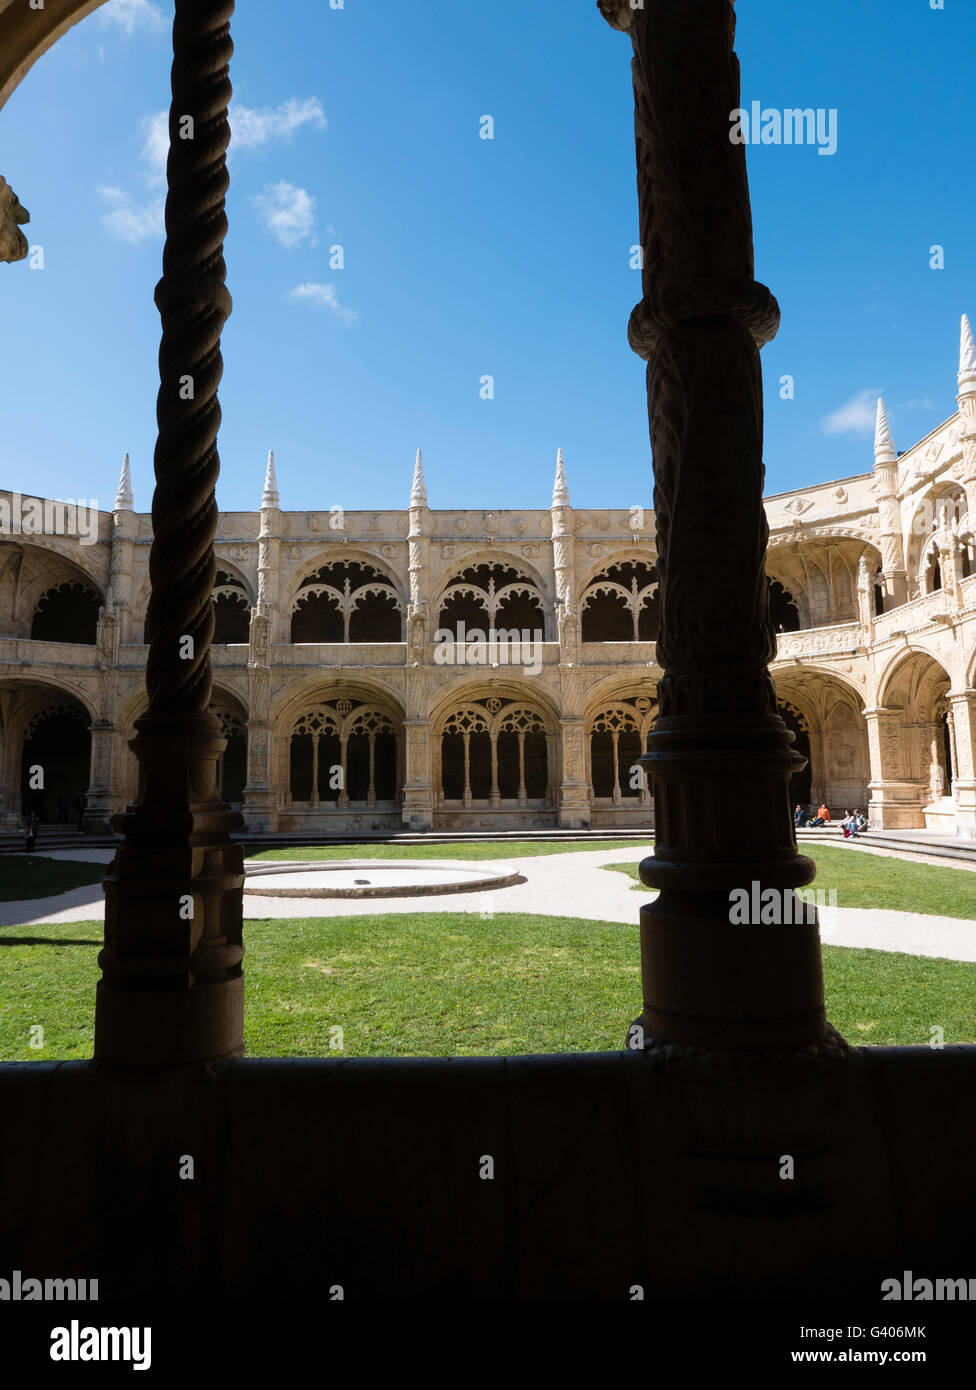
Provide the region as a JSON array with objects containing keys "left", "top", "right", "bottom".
[
  {"left": 840, "top": 809, "right": 869, "bottom": 839},
  {"left": 794, "top": 803, "right": 869, "bottom": 838}
]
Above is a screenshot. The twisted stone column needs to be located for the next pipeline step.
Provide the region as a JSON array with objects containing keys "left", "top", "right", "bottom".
[
  {"left": 95, "top": 0, "right": 244, "bottom": 1065},
  {"left": 601, "top": 0, "right": 834, "bottom": 1052}
]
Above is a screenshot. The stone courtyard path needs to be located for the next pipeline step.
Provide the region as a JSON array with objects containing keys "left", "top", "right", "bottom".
[{"left": 3, "top": 844, "right": 976, "bottom": 963}]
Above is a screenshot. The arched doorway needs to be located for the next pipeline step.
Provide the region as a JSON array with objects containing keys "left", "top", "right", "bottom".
[{"left": 19, "top": 701, "right": 91, "bottom": 823}]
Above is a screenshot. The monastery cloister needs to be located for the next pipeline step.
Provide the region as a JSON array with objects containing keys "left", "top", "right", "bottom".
[{"left": 4, "top": 322, "right": 976, "bottom": 838}]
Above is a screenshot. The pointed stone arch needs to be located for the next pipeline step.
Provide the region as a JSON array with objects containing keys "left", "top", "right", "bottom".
[
  {"left": 432, "top": 688, "right": 556, "bottom": 827},
  {"left": 289, "top": 558, "right": 403, "bottom": 644}
]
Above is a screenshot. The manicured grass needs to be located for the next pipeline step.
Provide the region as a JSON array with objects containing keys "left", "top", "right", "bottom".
[
  {"left": 603, "top": 844, "right": 976, "bottom": 920},
  {"left": 249, "top": 839, "right": 645, "bottom": 863},
  {"left": 1, "top": 912, "right": 972, "bottom": 1061},
  {"left": 0, "top": 856, "right": 107, "bottom": 902}
]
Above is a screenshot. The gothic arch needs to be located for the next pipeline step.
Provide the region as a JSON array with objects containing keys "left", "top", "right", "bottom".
[
  {"left": 586, "top": 693, "right": 657, "bottom": 806},
  {"left": 31, "top": 579, "right": 101, "bottom": 643},
  {"left": 285, "top": 689, "right": 403, "bottom": 809},
  {"left": 772, "top": 672, "right": 869, "bottom": 813},
  {"left": 433, "top": 691, "right": 555, "bottom": 809},
  {"left": 289, "top": 558, "right": 403, "bottom": 644},
  {"left": 0, "top": 540, "right": 105, "bottom": 639},
  {"left": 213, "top": 568, "right": 252, "bottom": 644},
  {"left": 580, "top": 559, "right": 658, "bottom": 643},
  {"left": 0, "top": 0, "right": 113, "bottom": 111},
  {"left": 430, "top": 547, "right": 551, "bottom": 605},
  {"left": 435, "top": 561, "right": 549, "bottom": 641},
  {"left": 9, "top": 687, "right": 92, "bottom": 823}
]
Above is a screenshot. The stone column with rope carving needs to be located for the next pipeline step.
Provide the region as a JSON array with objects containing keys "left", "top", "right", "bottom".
[
  {"left": 599, "top": 0, "right": 841, "bottom": 1055},
  {"left": 95, "top": 0, "right": 244, "bottom": 1065}
]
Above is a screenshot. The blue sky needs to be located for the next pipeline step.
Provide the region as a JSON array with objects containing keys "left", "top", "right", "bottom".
[{"left": 1, "top": 0, "right": 974, "bottom": 514}]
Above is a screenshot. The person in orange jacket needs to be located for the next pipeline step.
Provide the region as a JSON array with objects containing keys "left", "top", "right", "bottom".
[{"left": 809, "top": 803, "right": 831, "bottom": 827}]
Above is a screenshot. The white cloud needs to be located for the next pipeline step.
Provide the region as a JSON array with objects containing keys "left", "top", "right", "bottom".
[
  {"left": 821, "top": 389, "right": 884, "bottom": 437},
  {"left": 232, "top": 98, "right": 326, "bottom": 152},
  {"left": 288, "top": 282, "right": 358, "bottom": 325},
  {"left": 141, "top": 111, "right": 170, "bottom": 189},
  {"left": 253, "top": 182, "right": 317, "bottom": 248},
  {"left": 96, "top": 185, "right": 164, "bottom": 244},
  {"left": 98, "top": 96, "right": 327, "bottom": 247},
  {"left": 97, "top": 0, "right": 165, "bottom": 35}
]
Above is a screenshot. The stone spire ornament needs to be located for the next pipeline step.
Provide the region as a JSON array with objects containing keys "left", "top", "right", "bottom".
[
  {"left": 114, "top": 453, "right": 134, "bottom": 512},
  {"left": 261, "top": 448, "right": 279, "bottom": 508},
  {"left": 874, "top": 397, "right": 896, "bottom": 464},
  {"left": 410, "top": 447, "right": 427, "bottom": 507},
  {"left": 959, "top": 314, "right": 976, "bottom": 393},
  {"left": 552, "top": 448, "right": 570, "bottom": 507}
]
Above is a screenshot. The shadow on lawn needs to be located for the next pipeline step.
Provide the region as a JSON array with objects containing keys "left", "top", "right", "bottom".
[{"left": 0, "top": 935, "right": 100, "bottom": 947}]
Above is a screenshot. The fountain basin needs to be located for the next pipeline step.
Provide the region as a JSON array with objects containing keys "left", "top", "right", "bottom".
[{"left": 243, "top": 859, "right": 522, "bottom": 899}]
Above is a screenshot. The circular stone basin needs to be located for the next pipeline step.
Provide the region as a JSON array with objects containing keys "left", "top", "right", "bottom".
[{"left": 243, "top": 859, "right": 522, "bottom": 899}]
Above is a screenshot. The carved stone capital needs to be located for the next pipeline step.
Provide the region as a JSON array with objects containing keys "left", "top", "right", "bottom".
[{"left": 0, "top": 176, "right": 29, "bottom": 263}]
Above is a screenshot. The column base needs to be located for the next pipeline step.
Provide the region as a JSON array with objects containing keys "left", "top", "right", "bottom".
[
  {"left": 638, "top": 898, "right": 828, "bottom": 1051},
  {"left": 95, "top": 974, "right": 244, "bottom": 1066}
]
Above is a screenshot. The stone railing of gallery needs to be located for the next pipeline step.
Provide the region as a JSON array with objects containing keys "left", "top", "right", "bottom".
[{"left": 774, "top": 622, "right": 862, "bottom": 660}]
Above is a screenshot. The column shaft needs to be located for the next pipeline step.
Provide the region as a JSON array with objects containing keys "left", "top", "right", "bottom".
[{"left": 95, "top": 0, "right": 244, "bottom": 1066}]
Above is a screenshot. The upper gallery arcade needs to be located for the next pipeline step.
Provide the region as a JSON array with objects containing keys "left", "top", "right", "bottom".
[{"left": 3, "top": 314, "right": 976, "bottom": 837}]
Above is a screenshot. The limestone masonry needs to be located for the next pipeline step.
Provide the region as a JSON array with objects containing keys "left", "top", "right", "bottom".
[{"left": 4, "top": 315, "right": 976, "bottom": 838}]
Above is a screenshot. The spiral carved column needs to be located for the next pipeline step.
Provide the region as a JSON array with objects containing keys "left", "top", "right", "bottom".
[
  {"left": 600, "top": 0, "right": 838, "bottom": 1053},
  {"left": 95, "top": 0, "right": 244, "bottom": 1065}
]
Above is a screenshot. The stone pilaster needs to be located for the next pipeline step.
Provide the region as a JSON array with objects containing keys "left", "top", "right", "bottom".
[
  {"left": 108, "top": 454, "right": 136, "bottom": 640},
  {"left": 401, "top": 715, "right": 433, "bottom": 831},
  {"left": 557, "top": 716, "right": 590, "bottom": 829},
  {"left": 865, "top": 706, "right": 925, "bottom": 829},
  {"left": 601, "top": 0, "right": 833, "bottom": 1054},
  {"left": 244, "top": 453, "right": 280, "bottom": 832},
  {"left": 407, "top": 448, "right": 430, "bottom": 658},
  {"left": 0, "top": 692, "right": 21, "bottom": 830},
  {"left": 956, "top": 316, "right": 976, "bottom": 527},
  {"left": 947, "top": 690, "right": 976, "bottom": 837},
  {"left": 856, "top": 556, "right": 875, "bottom": 642},
  {"left": 873, "top": 398, "right": 908, "bottom": 608},
  {"left": 550, "top": 449, "right": 579, "bottom": 659}
]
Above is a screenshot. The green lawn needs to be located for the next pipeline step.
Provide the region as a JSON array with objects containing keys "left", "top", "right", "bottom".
[
  {"left": 0, "top": 856, "right": 107, "bottom": 903},
  {"left": 604, "top": 843, "right": 976, "bottom": 919},
  {"left": 1, "top": 911, "right": 972, "bottom": 1061},
  {"left": 249, "top": 839, "right": 644, "bottom": 863}
]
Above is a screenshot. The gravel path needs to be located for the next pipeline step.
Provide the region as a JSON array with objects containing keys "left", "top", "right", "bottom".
[{"left": 3, "top": 845, "right": 976, "bottom": 962}]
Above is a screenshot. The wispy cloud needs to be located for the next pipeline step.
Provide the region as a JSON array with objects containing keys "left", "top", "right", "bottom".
[
  {"left": 141, "top": 111, "right": 170, "bottom": 189},
  {"left": 232, "top": 98, "right": 326, "bottom": 153},
  {"left": 288, "top": 282, "right": 359, "bottom": 325},
  {"left": 254, "top": 182, "right": 318, "bottom": 249},
  {"left": 96, "top": 112, "right": 168, "bottom": 244},
  {"left": 96, "top": 0, "right": 165, "bottom": 35},
  {"left": 100, "top": 97, "right": 327, "bottom": 246},
  {"left": 95, "top": 185, "right": 164, "bottom": 244},
  {"left": 821, "top": 389, "right": 884, "bottom": 437}
]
